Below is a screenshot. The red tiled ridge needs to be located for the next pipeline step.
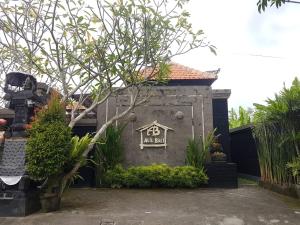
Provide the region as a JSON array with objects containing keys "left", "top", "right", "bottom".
[
  {"left": 168, "top": 63, "right": 218, "bottom": 80},
  {"left": 143, "top": 62, "right": 218, "bottom": 80}
]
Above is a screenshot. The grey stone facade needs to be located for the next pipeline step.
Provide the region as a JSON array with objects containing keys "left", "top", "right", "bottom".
[{"left": 97, "top": 85, "right": 215, "bottom": 167}]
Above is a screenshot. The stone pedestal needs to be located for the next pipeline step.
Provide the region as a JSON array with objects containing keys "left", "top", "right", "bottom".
[
  {"left": 0, "top": 190, "right": 40, "bottom": 217},
  {"left": 205, "top": 162, "right": 238, "bottom": 188},
  {"left": 0, "top": 139, "right": 41, "bottom": 216}
]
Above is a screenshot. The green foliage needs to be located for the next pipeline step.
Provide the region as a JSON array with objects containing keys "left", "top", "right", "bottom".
[
  {"left": 26, "top": 122, "right": 71, "bottom": 180},
  {"left": 229, "top": 106, "right": 252, "bottom": 129},
  {"left": 26, "top": 94, "right": 72, "bottom": 181},
  {"left": 70, "top": 134, "right": 92, "bottom": 162},
  {"left": 253, "top": 77, "right": 300, "bottom": 185},
  {"left": 203, "top": 130, "right": 216, "bottom": 156},
  {"left": 287, "top": 157, "right": 300, "bottom": 184},
  {"left": 94, "top": 125, "right": 125, "bottom": 186},
  {"left": 254, "top": 78, "right": 300, "bottom": 126},
  {"left": 257, "top": 0, "right": 285, "bottom": 13},
  {"left": 60, "top": 133, "right": 93, "bottom": 194},
  {"left": 34, "top": 93, "right": 66, "bottom": 125},
  {"left": 69, "top": 133, "right": 93, "bottom": 166},
  {"left": 0, "top": 0, "right": 213, "bottom": 91},
  {"left": 186, "top": 138, "right": 203, "bottom": 168},
  {"left": 186, "top": 130, "right": 215, "bottom": 168},
  {"left": 104, "top": 164, "right": 208, "bottom": 188}
]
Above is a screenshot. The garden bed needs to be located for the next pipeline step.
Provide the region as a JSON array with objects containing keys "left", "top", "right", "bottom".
[{"left": 259, "top": 180, "right": 299, "bottom": 199}]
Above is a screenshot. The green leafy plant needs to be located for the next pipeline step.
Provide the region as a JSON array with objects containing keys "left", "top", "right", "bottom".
[
  {"left": 104, "top": 164, "right": 208, "bottom": 188},
  {"left": 69, "top": 134, "right": 93, "bottom": 166},
  {"left": 229, "top": 106, "right": 253, "bottom": 129},
  {"left": 287, "top": 157, "right": 300, "bottom": 184},
  {"left": 59, "top": 133, "right": 93, "bottom": 193},
  {"left": 186, "top": 130, "right": 216, "bottom": 168},
  {"left": 26, "top": 122, "right": 71, "bottom": 181},
  {"left": 253, "top": 77, "right": 300, "bottom": 185},
  {"left": 186, "top": 138, "right": 204, "bottom": 168},
  {"left": 26, "top": 93, "right": 72, "bottom": 193},
  {"left": 257, "top": 0, "right": 286, "bottom": 13},
  {"left": 94, "top": 124, "right": 125, "bottom": 186}
]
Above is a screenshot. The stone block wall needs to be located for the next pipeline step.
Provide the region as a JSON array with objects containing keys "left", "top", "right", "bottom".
[{"left": 97, "top": 85, "right": 214, "bottom": 166}]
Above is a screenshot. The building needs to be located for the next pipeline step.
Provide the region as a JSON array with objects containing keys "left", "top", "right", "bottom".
[
  {"left": 0, "top": 63, "right": 235, "bottom": 188},
  {"left": 97, "top": 63, "right": 231, "bottom": 166}
]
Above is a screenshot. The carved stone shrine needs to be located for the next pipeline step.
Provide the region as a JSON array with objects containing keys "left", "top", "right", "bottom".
[{"left": 0, "top": 72, "right": 47, "bottom": 216}]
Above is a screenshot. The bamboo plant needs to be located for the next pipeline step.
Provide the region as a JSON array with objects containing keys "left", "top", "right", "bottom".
[{"left": 253, "top": 78, "right": 300, "bottom": 186}]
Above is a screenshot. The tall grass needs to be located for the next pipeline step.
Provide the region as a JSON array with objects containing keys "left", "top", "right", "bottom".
[
  {"left": 94, "top": 124, "right": 125, "bottom": 187},
  {"left": 253, "top": 78, "right": 300, "bottom": 185},
  {"left": 186, "top": 129, "right": 215, "bottom": 168}
]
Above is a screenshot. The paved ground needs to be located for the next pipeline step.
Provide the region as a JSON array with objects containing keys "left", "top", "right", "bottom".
[{"left": 1, "top": 185, "right": 300, "bottom": 225}]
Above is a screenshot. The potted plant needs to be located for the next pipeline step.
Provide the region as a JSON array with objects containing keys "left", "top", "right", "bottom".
[{"left": 26, "top": 93, "right": 72, "bottom": 212}]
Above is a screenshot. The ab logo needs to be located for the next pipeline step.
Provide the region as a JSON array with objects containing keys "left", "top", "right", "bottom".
[{"left": 146, "top": 125, "right": 160, "bottom": 136}]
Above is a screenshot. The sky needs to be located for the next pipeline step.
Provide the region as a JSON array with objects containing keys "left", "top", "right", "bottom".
[
  {"left": 174, "top": 0, "right": 300, "bottom": 110},
  {"left": 1, "top": 0, "right": 299, "bottom": 111}
]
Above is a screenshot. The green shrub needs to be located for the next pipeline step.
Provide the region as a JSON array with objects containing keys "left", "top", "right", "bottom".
[
  {"left": 26, "top": 122, "right": 72, "bottom": 180},
  {"left": 26, "top": 94, "right": 72, "bottom": 181},
  {"left": 104, "top": 164, "right": 208, "bottom": 188},
  {"left": 35, "top": 92, "right": 66, "bottom": 124},
  {"left": 103, "top": 164, "right": 127, "bottom": 188},
  {"left": 169, "top": 166, "right": 206, "bottom": 188},
  {"left": 254, "top": 78, "right": 300, "bottom": 185}
]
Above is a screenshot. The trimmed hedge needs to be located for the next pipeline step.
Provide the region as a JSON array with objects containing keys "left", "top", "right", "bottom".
[
  {"left": 26, "top": 122, "right": 71, "bottom": 180},
  {"left": 104, "top": 164, "right": 208, "bottom": 188}
]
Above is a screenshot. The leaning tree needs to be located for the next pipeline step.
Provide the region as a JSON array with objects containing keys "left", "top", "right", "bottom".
[{"left": 0, "top": 0, "right": 215, "bottom": 189}]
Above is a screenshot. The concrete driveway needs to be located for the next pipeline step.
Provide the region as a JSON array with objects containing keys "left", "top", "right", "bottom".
[{"left": 1, "top": 185, "right": 300, "bottom": 225}]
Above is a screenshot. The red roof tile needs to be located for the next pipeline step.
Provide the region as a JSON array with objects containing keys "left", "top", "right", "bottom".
[
  {"left": 168, "top": 63, "right": 218, "bottom": 80},
  {"left": 142, "top": 63, "right": 218, "bottom": 80}
]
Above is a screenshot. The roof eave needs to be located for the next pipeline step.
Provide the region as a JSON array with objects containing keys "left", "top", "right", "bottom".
[{"left": 164, "top": 78, "right": 217, "bottom": 86}]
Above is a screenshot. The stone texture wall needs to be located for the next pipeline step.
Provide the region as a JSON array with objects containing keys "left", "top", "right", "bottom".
[{"left": 97, "top": 85, "right": 214, "bottom": 166}]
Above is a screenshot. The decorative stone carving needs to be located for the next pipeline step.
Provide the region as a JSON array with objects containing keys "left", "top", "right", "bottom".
[
  {"left": 128, "top": 112, "right": 137, "bottom": 122},
  {"left": 3, "top": 72, "right": 46, "bottom": 137},
  {"left": 175, "top": 111, "right": 184, "bottom": 119}
]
